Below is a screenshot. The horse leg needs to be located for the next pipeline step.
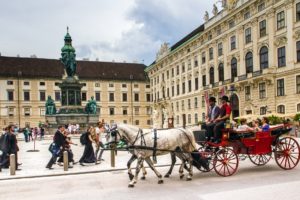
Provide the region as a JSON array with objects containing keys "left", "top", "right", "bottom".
[
  {"left": 127, "top": 154, "right": 137, "bottom": 181},
  {"left": 164, "top": 152, "right": 176, "bottom": 178},
  {"left": 186, "top": 156, "right": 193, "bottom": 181},
  {"left": 140, "top": 162, "right": 147, "bottom": 180},
  {"left": 144, "top": 157, "right": 163, "bottom": 184},
  {"left": 128, "top": 156, "right": 144, "bottom": 188}
]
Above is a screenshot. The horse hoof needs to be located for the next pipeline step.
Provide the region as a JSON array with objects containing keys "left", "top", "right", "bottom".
[
  {"left": 141, "top": 176, "right": 146, "bottom": 180},
  {"left": 180, "top": 175, "right": 184, "bottom": 180},
  {"left": 186, "top": 177, "right": 192, "bottom": 181},
  {"left": 164, "top": 174, "right": 170, "bottom": 178},
  {"left": 128, "top": 184, "right": 135, "bottom": 188},
  {"left": 158, "top": 180, "right": 164, "bottom": 184}
]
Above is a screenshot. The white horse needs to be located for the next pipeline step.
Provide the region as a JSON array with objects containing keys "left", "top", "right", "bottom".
[{"left": 108, "top": 124, "right": 197, "bottom": 187}]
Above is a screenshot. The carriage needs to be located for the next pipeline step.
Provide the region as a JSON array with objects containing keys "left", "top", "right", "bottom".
[{"left": 195, "top": 123, "right": 300, "bottom": 177}]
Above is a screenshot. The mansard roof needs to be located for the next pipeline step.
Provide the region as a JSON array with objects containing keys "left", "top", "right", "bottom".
[{"left": 0, "top": 56, "right": 148, "bottom": 81}]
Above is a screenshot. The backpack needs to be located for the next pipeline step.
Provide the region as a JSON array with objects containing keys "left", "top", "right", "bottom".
[{"left": 80, "top": 132, "right": 87, "bottom": 145}]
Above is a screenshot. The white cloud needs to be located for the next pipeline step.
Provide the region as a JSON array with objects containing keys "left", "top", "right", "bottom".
[{"left": 0, "top": 0, "right": 218, "bottom": 64}]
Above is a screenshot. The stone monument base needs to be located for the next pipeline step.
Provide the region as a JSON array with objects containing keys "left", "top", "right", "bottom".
[{"left": 46, "top": 113, "right": 99, "bottom": 134}]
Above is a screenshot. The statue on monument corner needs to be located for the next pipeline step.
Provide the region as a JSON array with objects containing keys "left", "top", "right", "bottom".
[
  {"left": 85, "top": 96, "right": 97, "bottom": 114},
  {"left": 45, "top": 96, "right": 56, "bottom": 115}
]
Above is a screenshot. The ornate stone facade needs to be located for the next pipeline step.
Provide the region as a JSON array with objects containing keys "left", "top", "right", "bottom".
[{"left": 146, "top": 0, "right": 300, "bottom": 128}]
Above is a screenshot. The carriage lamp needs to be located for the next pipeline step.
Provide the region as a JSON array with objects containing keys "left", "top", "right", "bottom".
[{"left": 222, "top": 132, "right": 229, "bottom": 140}]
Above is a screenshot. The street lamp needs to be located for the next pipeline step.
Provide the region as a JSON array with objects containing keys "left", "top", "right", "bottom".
[{"left": 130, "top": 74, "right": 134, "bottom": 124}]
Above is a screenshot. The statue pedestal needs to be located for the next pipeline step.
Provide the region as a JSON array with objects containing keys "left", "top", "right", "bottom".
[
  {"left": 59, "top": 77, "right": 84, "bottom": 107},
  {"left": 46, "top": 113, "right": 99, "bottom": 134}
]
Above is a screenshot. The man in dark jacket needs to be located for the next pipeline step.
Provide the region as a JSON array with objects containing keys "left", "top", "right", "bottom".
[
  {"left": 0, "top": 127, "right": 9, "bottom": 170},
  {"left": 46, "top": 125, "right": 66, "bottom": 169},
  {"left": 7, "top": 124, "right": 20, "bottom": 170}
]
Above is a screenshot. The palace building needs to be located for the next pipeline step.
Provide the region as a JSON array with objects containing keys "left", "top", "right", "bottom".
[
  {"left": 0, "top": 57, "right": 151, "bottom": 129},
  {"left": 146, "top": 0, "right": 300, "bottom": 128}
]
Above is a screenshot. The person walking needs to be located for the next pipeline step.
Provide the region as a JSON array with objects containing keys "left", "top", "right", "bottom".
[
  {"left": 0, "top": 127, "right": 9, "bottom": 169},
  {"left": 7, "top": 124, "right": 20, "bottom": 170},
  {"left": 46, "top": 125, "right": 66, "bottom": 169},
  {"left": 79, "top": 127, "right": 96, "bottom": 165},
  {"left": 95, "top": 121, "right": 106, "bottom": 163}
]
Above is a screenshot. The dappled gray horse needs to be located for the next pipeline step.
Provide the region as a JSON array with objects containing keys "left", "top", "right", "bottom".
[{"left": 108, "top": 124, "right": 197, "bottom": 187}]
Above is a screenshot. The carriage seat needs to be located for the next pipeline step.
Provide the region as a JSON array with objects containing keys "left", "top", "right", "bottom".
[
  {"left": 228, "top": 129, "right": 254, "bottom": 140},
  {"left": 269, "top": 124, "right": 291, "bottom": 136}
]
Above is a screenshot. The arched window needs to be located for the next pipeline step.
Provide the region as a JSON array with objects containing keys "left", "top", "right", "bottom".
[
  {"left": 260, "top": 46, "right": 269, "bottom": 69},
  {"left": 277, "top": 105, "right": 285, "bottom": 114},
  {"left": 245, "top": 52, "right": 253, "bottom": 73},
  {"left": 209, "top": 67, "right": 215, "bottom": 84},
  {"left": 218, "top": 63, "right": 224, "bottom": 82},
  {"left": 231, "top": 57, "right": 238, "bottom": 81}
]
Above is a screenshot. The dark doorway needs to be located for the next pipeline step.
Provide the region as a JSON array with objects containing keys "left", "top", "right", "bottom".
[{"left": 230, "top": 93, "right": 239, "bottom": 119}]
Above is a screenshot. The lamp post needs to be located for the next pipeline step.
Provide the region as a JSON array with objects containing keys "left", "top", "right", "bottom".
[
  {"left": 17, "top": 71, "right": 22, "bottom": 127},
  {"left": 130, "top": 75, "right": 134, "bottom": 124}
]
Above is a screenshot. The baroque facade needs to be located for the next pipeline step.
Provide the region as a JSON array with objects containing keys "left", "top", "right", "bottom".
[
  {"left": 0, "top": 56, "right": 151, "bottom": 129},
  {"left": 146, "top": 0, "right": 300, "bottom": 128}
]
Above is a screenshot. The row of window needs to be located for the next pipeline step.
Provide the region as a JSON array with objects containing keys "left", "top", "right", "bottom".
[
  {"left": 7, "top": 106, "right": 152, "bottom": 117},
  {"left": 152, "top": 3, "right": 300, "bottom": 86},
  {"left": 6, "top": 91, "right": 151, "bottom": 102},
  {"left": 6, "top": 80, "right": 150, "bottom": 89}
]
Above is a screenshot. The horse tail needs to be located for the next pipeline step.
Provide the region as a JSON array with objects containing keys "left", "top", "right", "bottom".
[{"left": 182, "top": 128, "right": 198, "bottom": 152}]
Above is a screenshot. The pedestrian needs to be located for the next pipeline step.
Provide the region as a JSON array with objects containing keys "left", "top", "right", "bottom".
[
  {"left": 23, "top": 127, "right": 29, "bottom": 142},
  {"left": 28, "top": 128, "right": 33, "bottom": 142},
  {"left": 57, "top": 129, "right": 78, "bottom": 167},
  {"left": 7, "top": 124, "right": 21, "bottom": 170},
  {"left": 46, "top": 125, "right": 66, "bottom": 169},
  {"left": 95, "top": 121, "right": 106, "bottom": 163},
  {"left": 79, "top": 126, "right": 97, "bottom": 166},
  {"left": 0, "top": 127, "right": 9, "bottom": 169},
  {"left": 40, "top": 127, "right": 45, "bottom": 140}
]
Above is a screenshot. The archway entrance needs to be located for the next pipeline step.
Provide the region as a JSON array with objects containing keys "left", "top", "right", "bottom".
[{"left": 230, "top": 93, "right": 239, "bottom": 119}]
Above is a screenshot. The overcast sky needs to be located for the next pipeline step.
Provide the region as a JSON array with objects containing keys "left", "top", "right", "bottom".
[{"left": 0, "top": 0, "right": 218, "bottom": 65}]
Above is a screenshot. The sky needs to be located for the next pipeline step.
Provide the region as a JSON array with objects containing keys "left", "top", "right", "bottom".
[{"left": 0, "top": 0, "right": 218, "bottom": 65}]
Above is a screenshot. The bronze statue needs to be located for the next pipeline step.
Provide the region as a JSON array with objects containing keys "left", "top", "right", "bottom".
[
  {"left": 85, "top": 96, "right": 97, "bottom": 114},
  {"left": 45, "top": 96, "right": 56, "bottom": 115},
  {"left": 61, "top": 27, "right": 77, "bottom": 77}
]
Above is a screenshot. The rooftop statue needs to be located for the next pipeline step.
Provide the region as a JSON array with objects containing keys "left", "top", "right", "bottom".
[
  {"left": 61, "top": 27, "right": 77, "bottom": 77},
  {"left": 45, "top": 96, "right": 56, "bottom": 115},
  {"left": 85, "top": 96, "right": 97, "bottom": 114},
  {"left": 204, "top": 11, "right": 209, "bottom": 22}
]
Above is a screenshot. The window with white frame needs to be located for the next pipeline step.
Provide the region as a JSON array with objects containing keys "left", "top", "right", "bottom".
[
  {"left": 24, "top": 107, "right": 31, "bottom": 116},
  {"left": 188, "top": 114, "right": 191, "bottom": 124},
  {"left": 245, "top": 27, "right": 252, "bottom": 44},
  {"left": 259, "top": 82, "right": 266, "bottom": 99},
  {"left": 277, "top": 11, "right": 285, "bottom": 30}
]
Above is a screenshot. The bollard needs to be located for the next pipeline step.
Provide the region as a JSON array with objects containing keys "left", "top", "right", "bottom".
[
  {"left": 110, "top": 145, "right": 115, "bottom": 167},
  {"left": 63, "top": 151, "right": 68, "bottom": 171},
  {"left": 10, "top": 154, "right": 16, "bottom": 175}
]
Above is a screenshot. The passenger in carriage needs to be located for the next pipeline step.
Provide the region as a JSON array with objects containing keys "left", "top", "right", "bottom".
[
  {"left": 236, "top": 118, "right": 253, "bottom": 131},
  {"left": 255, "top": 117, "right": 270, "bottom": 132},
  {"left": 206, "top": 96, "right": 231, "bottom": 144},
  {"left": 204, "top": 97, "right": 220, "bottom": 141}
]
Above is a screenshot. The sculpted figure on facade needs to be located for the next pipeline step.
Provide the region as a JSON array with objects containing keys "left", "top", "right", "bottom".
[
  {"left": 152, "top": 109, "right": 159, "bottom": 129},
  {"left": 45, "top": 96, "right": 56, "bottom": 115},
  {"left": 156, "top": 42, "right": 169, "bottom": 59},
  {"left": 204, "top": 11, "right": 209, "bottom": 22},
  {"left": 212, "top": 4, "right": 218, "bottom": 16}
]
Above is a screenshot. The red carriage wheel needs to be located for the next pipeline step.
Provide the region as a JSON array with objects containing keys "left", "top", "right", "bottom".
[
  {"left": 274, "top": 137, "right": 300, "bottom": 170},
  {"left": 248, "top": 153, "right": 272, "bottom": 166},
  {"left": 213, "top": 148, "right": 239, "bottom": 177}
]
